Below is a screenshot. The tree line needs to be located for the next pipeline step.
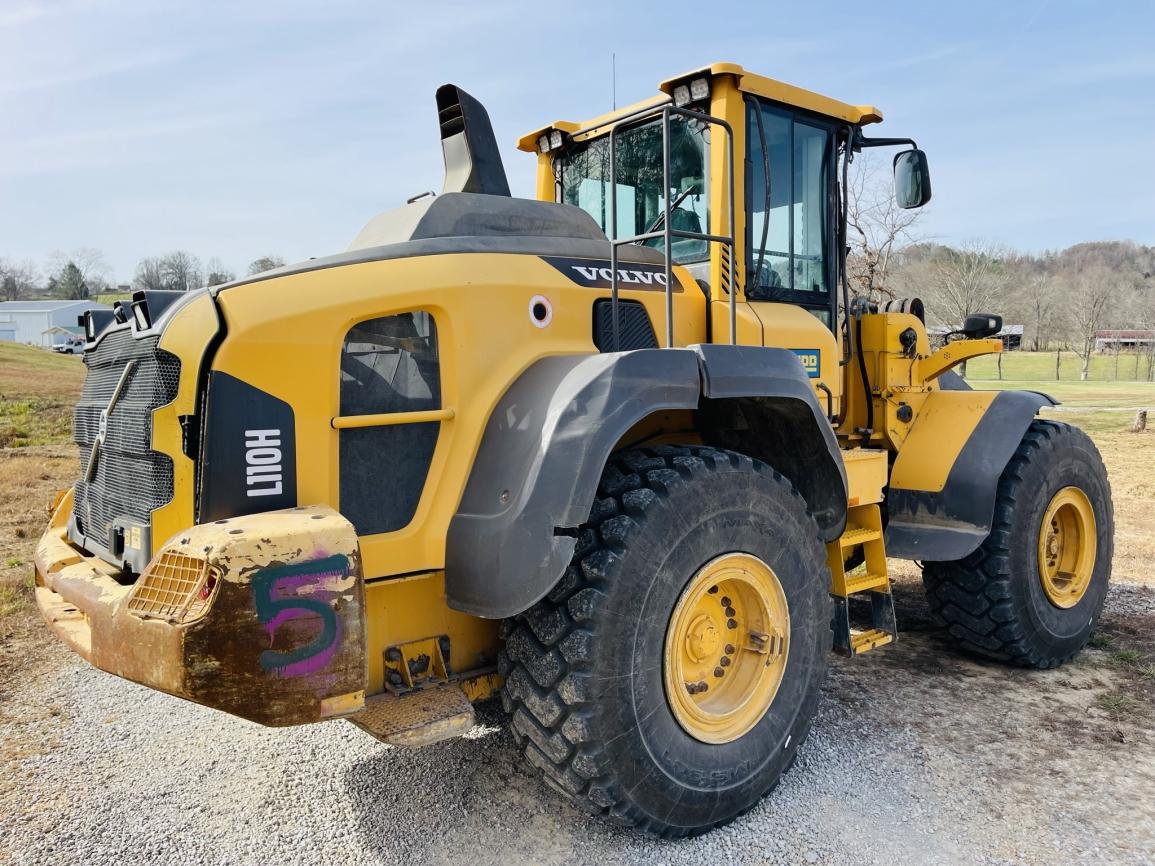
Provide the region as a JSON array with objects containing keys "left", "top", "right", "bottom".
[
  {"left": 0, "top": 250, "right": 287, "bottom": 302},
  {"left": 846, "top": 157, "right": 1155, "bottom": 380}
]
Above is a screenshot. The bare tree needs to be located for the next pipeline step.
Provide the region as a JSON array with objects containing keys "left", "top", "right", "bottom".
[
  {"left": 133, "top": 251, "right": 203, "bottom": 292},
  {"left": 0, "top": 258, "right": 39, "bottom": 301},
  {"left": 845, "top": 153, "right": 925, "bottom": 301},
  {"left": 1021, "top": 274, "right": 1062, "bottom": 351},
  {"left": 248, "top": 255, "right": 286, "bottom": 276},
  {"left": 926, "top": 241, "right": 1012, "bottom": 326},
  {"left": 133, "top": 257, "right": 167, "bottom": 292},
  {"left": 1063, "top": 267, "right": 1117, "bottom": 381},
  {"left": 205, "top": 257, "right": 235, "bottom": 286},
  {"left": 160, "top": 251, "right": 203, "bottom": 291}
]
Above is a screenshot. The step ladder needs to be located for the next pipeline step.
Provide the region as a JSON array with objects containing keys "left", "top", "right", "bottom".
[{"left": 827, "top": 502, "right": 897, "bottom": 656}]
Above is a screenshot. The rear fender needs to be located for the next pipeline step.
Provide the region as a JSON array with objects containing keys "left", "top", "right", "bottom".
[{"left": 445, "top": 345, "right": 846, "bottom": 618}]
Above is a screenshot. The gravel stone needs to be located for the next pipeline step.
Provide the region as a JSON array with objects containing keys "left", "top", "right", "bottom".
[{"left": 2, "top": 578, "right": 1153, "bottom": 865}]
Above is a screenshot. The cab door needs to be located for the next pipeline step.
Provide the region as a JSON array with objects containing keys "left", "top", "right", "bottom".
[{"left": 742, "top": 99, "right": 841, "bottom": 413}]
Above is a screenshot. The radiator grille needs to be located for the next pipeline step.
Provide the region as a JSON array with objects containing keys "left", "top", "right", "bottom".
[{"left": 72, "top": 327, "right": 180, "bottom": 551}]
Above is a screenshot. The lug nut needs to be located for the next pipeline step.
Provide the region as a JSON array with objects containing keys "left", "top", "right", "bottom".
[
  {"left": 720, "top": 656, "right": 731, "bottom": 667},
  {"left": 707, "top": 586, "right": 719, "bottom": 594},
  {"left": 685, "top": 682, "right": 698, "bottom": 694},
  {"left": 727, "top": 618, "right": 737, "bottom": 629},
  {"left": 697, "top": 681, "right": 708, "bottom": 693},
  {"left": 720, "top": 596, "right": 731, "bottom": 607},
  {"left": 724, "top": 644, "right": 735, "bottom": 655},
  {"left": 725, "top": 606, "right": 736, "bottom": 618},
  {"left": 713, "top": 666, "right": 725, "bottom": 677}
]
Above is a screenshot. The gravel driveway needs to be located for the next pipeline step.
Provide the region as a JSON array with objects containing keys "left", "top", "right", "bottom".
[{"left": 3, "top": 575, "right": 1153, "bottom": 866}]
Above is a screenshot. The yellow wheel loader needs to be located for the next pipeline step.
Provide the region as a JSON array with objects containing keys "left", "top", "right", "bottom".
[{"left": 35, "top": 63, "right": 1113, "bottom": 837}]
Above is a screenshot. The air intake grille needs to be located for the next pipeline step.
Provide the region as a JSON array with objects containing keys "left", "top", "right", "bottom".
[
  {"left": 72, "top": 327, "right": 180, "bottom": 552},
  {"left": 592, "top": 299, "right": 659, "bottom": 352}
]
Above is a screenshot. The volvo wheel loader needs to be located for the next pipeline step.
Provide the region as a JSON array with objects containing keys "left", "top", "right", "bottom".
[{"left": 35, "top": 62, "right": 1113, "bottom": 837}]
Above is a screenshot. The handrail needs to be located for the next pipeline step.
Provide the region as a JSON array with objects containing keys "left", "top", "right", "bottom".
[
  {"left": 606, "top": 103, "right": 737, "bottom": 348},
  {"left": 331, "top": 407, "right": 455, "bottom": 430}
]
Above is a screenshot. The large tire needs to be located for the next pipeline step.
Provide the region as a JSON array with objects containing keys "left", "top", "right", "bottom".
[
  {"left": 499, "top": 445, "right": 831, "bottom": 837},
  {"left": 922, "top": 420, "right": 1113, "bottom": 668}
]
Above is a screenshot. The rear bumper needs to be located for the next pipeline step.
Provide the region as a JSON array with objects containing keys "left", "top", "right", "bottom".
[{"left": 35, "top": 491, "right": 367, "bottom": 726}]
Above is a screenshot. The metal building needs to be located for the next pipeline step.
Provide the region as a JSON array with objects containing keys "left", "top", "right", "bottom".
[{"left": 0, "top": 300, "right": 110, "bottom": 347}]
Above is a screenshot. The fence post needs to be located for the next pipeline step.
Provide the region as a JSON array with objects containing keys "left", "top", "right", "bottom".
[{"left": 1055, "top": 350, "right": 1061, "bottom": 381}]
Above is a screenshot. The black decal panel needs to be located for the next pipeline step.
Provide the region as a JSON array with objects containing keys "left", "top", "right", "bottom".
[
  {"left": 199, "top": 372, "right": 297, "bottom": 522},
  {"left": 541, "top": 256, "right": 685, "bottom": 292}
]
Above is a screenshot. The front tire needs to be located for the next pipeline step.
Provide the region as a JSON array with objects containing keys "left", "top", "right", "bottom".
[
  {"left": 499, "top": 446, "right": 831, "bottom": 837},
  {"left": 922, "top": 420, "right": 1113, "bottom": 668}
]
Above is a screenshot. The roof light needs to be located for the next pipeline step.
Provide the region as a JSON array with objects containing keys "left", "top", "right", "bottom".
[
  {"left": 672, "top": 84, "right": 691, "bottom": 107},
  {"left": 690, "top": 77, "right": 710, "bottom": 101},
  {"left": 536, "top": 129, "right": 567, "bottom": 154}
]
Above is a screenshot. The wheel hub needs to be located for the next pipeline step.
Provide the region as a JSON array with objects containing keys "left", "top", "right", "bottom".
[
  {"left": 685, "top": 614, "right": 720, "bottom": 662},
  {"left": 663, "top": 553, "right": 790, "bottom": 744},
  {"left": 1037, "top": 486, "right": 1097, "bottom": 609}
]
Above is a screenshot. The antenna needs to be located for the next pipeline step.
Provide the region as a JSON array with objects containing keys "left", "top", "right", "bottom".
[{"left": 612, "top": 52, "right": 616, "bottom": 109}]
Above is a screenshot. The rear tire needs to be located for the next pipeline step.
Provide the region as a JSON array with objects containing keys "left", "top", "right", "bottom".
[
  {"left": 499, "top": 445, "right": 831, "bottom": 837},
  {"left": 922, "top": 420, "right": 1113, "bottom": 668}
]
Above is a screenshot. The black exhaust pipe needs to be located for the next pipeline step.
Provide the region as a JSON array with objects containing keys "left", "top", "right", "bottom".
[{"left": 435, "top": 84, "right": 511, "bottom": 197}]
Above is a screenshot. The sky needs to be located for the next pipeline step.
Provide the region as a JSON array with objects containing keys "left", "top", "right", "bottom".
[{"left": 1, "top": 0, "right": 1153, "bottom": 283}]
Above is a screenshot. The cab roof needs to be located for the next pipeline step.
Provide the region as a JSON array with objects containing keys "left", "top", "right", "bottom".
[{"left": 517, "top": 62, "right": 882, "bottom": 152}]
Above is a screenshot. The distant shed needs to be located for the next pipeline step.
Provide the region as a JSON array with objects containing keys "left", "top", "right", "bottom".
[
  {"left": 1094, "top": 329, "right": 1155, "bottom": 352},
  {"left": 0, "top": 300, "right": 110, "bottom": 347}
]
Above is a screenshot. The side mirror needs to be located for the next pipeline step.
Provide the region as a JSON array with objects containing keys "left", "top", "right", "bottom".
[
  {"left": 961, "top": 312, "right": 1002, "bottom": 339},
  {"left": 893, "top": 149, "right": 932, "bottom": 209}
]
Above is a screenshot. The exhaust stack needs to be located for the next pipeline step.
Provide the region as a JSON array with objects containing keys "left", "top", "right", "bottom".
[{"left": 436, "top": 84, "right": 511, "bottom": 197}]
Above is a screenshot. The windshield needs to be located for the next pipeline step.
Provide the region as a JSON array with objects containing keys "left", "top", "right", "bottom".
[{"left": 557, "top": 115, "right": 710, "bottom": 264}]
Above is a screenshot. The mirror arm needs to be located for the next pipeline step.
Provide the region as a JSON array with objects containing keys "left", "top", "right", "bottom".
[{"left": 853, "top": 130, "right": 918, "bottom": 151}]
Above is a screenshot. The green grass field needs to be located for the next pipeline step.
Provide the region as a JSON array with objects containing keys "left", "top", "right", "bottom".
[
  {"left": 966, "top": 349, "right": 1154, "bottom": 384},
  {"left": 960, "top": 352, "right": 1155, "bottom": 434},
  {"left": 0, "top": 343, "right": 86, "bottom": 447}
]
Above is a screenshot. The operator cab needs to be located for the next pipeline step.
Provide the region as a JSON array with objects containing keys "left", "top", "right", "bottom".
[{"left": 520, "top": 62, "right": 932, "bottom": 334}]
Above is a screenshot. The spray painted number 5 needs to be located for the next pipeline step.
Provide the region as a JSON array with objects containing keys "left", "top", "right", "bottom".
[{"left": 251, "top": 554, "right": 347, "bottom": 677}]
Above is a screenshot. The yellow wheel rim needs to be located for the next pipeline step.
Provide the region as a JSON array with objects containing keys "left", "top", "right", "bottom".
[
  {"left": 1037, "top": 486, "right": 1097, "bottom": 609},
  {"left": 663, "top": 553, "right": 790, "bottom": 744}
]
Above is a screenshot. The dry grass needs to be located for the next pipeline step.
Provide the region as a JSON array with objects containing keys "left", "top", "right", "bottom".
[
  {"left": 0, "top": 343, "right": 85, "bottom": 448},
  {"left": 0, "top": 345, "right": 83, "bottom": 680}
]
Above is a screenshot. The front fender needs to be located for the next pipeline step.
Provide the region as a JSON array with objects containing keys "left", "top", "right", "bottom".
[{"left": 886, "top": 389, "right": 1056, "bottom": 561}]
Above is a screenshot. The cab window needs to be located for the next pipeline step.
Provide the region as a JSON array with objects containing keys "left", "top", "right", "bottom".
[
  {"left": 557, "top": 114, "right": 710, "bottom": 264},
  {"left": 747, "top": 101, "right": 833, "bottom": 307}
]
